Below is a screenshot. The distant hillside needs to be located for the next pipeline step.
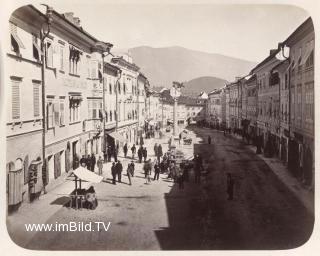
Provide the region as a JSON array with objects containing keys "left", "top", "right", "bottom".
[
  {"left": 129, "top": 46, "right": 257, "bottom": 87},
  {"left": 182, "top": 76, "right": 227, "bottom": 96}
]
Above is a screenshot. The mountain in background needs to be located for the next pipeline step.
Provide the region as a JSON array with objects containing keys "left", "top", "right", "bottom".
[
  {"left": 181, "top": 76, "right": 228, "bottom": 96},
  {"left": 129, "top": 46, "right": 257, "bottom": 88}
]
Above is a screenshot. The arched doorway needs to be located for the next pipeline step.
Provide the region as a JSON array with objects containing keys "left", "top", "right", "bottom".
[{"left": 7, "top": 160, "right": 23, "bottom": 211}]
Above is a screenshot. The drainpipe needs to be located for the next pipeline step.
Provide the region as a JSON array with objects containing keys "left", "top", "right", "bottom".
[
  {"left": 115, "top": 70, "right": 122, "bottom": 131},
  {"left": 40, "top": 5, "right": 53, "bottom": 195}
]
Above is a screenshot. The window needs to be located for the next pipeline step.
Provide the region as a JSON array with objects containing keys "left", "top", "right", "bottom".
[
  {"left": 291, "top": 91, "right": 295, "bottom": 120},
  {"left": 33, "top": 83, "right": 40, "bottom": 117},
  {"left": 54, "top": 102, "right": 60, "bottom": 126},
  {"left": 297, "top": 85, "right": 302, "bottom": 120},
  {"left": 60, "top": 101, "right": 65, "bottom": 125},
  {"left": 306, "top": 50, "right": 314, "bottom": 68},
  {"left": 305, "top": 83, "right": 314, "bottom": 121},
  {"left": 32, "top": 35, "right": 40, "bottom": 61},
  {"left": 69, "top": 96, "right": 82, "bottom": 123},
  {"left": 47, "top": 101, "right": 54, "bottom": 128},
  {"left": 59, "top": 45, "right": 64, "bottom": 71},
  {"left": 110, "top": 111, "right": 113, "bottom": 121},
  {"left": 88, "top": 99, "right": 102, "bottom": 119},
  {"left": 11, "top": 79, "right": 21, "bottom": 120},
  {"left": 123, "top": 83, "right": 126, "bottom": 94},
  {"left": 10, "top": 23, "right": 25, "bottom": 55},
  {"left": 69, "top": 46, "right": 82, "bottom": 75},
  {"left": 86, "top": 56, "right": 91, "bottom": 78},
  {"left": 46, "top": 41, "right": 53, "bottom": 68}
]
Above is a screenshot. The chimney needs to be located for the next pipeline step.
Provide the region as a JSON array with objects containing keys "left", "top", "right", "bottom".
[
  {"left": 73, "top": 17, "right": 81, "bottom": 28},
  {"left": 269, "top": 49, "right": 278, "bottom": 56},
  {"left": 63, "top": 12, "right": 74, "bottom": 23}
]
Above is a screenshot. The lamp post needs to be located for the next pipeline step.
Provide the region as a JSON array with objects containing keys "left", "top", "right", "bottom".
[
  {"left": 170, "top": 81, "right": 183, "bottom": 137},
  {"left": 40, "top": 4, "right": 53, "bottom": 194}
]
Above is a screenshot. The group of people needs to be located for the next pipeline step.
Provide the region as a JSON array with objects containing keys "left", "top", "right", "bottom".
[{"left": 80, "top": 154, "right": 101, "bottom": 173}]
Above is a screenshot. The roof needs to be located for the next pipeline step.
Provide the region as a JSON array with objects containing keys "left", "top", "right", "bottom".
[{"left": 283, "top": 17, "right": 313, "bottom": 46}]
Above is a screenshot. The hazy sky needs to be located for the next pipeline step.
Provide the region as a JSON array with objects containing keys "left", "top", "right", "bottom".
[{"left": 40, "top": 3, "right": 309, "bottom": 62}]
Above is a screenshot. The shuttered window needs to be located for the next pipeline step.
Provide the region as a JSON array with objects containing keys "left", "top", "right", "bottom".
[
  {"left": 12, "top": 80, "right": 20, "bottom": 119},
  {"left": 33, "top": 83, "right": 40, "bottom": 117},
  {"left": 54, "top": 103, "right": 60, "bottom": 126},
  {"left": 60, "top": 101, "right": 65, "bottom": 125},
  {"left": 47, "top": 101, "right": 54, "bottom": 128}
]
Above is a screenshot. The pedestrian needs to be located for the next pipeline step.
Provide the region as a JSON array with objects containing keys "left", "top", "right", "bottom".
[
  {"left": 129, "top": 161, "right": 135, "bottom": 177},
  {"left": 80, "top": 155, "right": 86, "bottom": 167},
  {"left": 177, "top": 169, "right": 184, "bottom": 190},
  {"left": 179, "top": 133, "right": 182, "bottom": 144},
  {"left": 97, "top": 156, "right": 104, "bottom": 175},
  {"left": 126, "top": 163, "right": 132, "bottom": 185},
  {"left": 131, "top": 144, "right": 136, "bottom": 159},
  {"left": 154, "top": 162, "right": 160, "bottom": 181},
  {"left": 154, "top": 143, "right": 158, "bottom": 157},
  {"left": 90, "top": 153, "right": 96, "bottom": 172},
  {"left": 227, "top": 173, "right": 235, "bottom": 200},
  {"left": 208, "top": 135, "right": 212, "bottom": 144},
  {"left": 157, "top": 144, "right": 163, "bottom": 163},
  {"left": 116, "top": 160, "right": 123, "bottom": 183},
  {"left": 123, "top": 143, "right": 128, "bottom": 158},
  {"left": 142, "top": 147, "right": 148, "bottom": 162},
  {"left": 86, "top": 154, "right": 91, "bottom": 170},
  {"left": 111, "top": 162, "right": 117, "bottom": 185},
  {"left": 143, "top": 159, "right": 152, "bottom": 184},
  {"left": 138, "top": 146, "right": 143, "bottom": 163}
]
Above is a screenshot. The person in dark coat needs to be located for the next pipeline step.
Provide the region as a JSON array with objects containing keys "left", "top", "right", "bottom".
[
  {"left": 142, "top": 147, "right": 148, "bottom": 162},
  {"left": 157, "top": 144, "right": 163, "bottom": 163},
  {"left": 111, "top": 162, "right": 117, "bottom": 185},
  {"left": 208, "top": 135, "right": 212, "bottom": 144},
  {"left": 131, "top": 144, "right": 136, "bottom": 159},
  {"left": 107, "top": 146, "right": 112, "bottom": 162},
  {"left": 154, "top": 162, "right": 160, "bottom": 181},
  {"left": 86, "top": 154, "right": 91, "bottom": 170},
  {"left": 154, "top": 143, "right": 158, "bottom": 157},
  {"left": 138, "top": 146, "right": 143, "bottom": 163},
  {"left": 227, "top": 173, "right": 235, "bottom": 200},
  {"left": 126, "top": 163, "right": 133, "bottom": 185},
  {"left": 116, "top": 160, "right": 123, "bottom": 183},
  {"left": 90, "top": 153, "right": 96, "bottom": 172},
  {"left": 129, "top": 161, "right": 135, "bottom": 177},
  {"left": 80, "top": 155, "right": 86, "bottom": 167},
  {"left": 123, "top": 143, "right": 128, "bottom": 158}
]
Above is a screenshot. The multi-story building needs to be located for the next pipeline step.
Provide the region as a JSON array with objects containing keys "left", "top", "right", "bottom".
[
  {"left": 252, "top": 50, "right": 281, "bottom": 157},
  {"left": 245, "top": 74, "right": 258, "bottom": 140},
  {"left": 6, "top": 6, "right": 113, "bottom": 209},
  {"left": 207, "top": 89, "right": 223, "bottom": 128},
  {"left": 228, "top": 82, "right": 240, "bottom": 130},
  {"left": 284, "top": 17, "right": 314, "bottom": 184},
  {"left": 109, "top": 54, "right": 141, "bottom": 145},
  {"left": 225, "top": 85, "right": 230, "bottom": 129}
]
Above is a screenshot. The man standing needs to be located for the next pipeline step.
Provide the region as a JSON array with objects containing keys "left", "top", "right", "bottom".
[
  {"left": 123, "top": 143, "right": 128, "bottom": 158},
  {"left": 113, "top": 147, "right": 118, "bottom": 162},
  {"left": 129, "top": 161, "right": 135, "bottom": 177},
  {"left": 86, "top": 154, "right": 91, "bottom": 171},
  {"left": 126, "top": 163, "right": 133, "bottom": 185},
  {"left": 142, "top": 147, "right": 148, "bottom": 162},
  {"left": 154, "top": 143, "right": 158, "bottom": 157},
  {"left": 143, "top": 159, "right": 152, "bottom": 184},
  {"left": 208, "top": 135, "right": 212, "bottom": 145},
  {"left": 157, "top": 144, "right": 163, "bottom": 163},
  {"left": 80, "top": 155, "right": 86, "bottom": 167},
  {"left": 138, "top": 146, "right": 143, "bottom": 163},
  {"left": 116, "top": 160, "right": 123, "bottom": 183},
  {"left": 90, "top": 153, "right": 96, "bottom": 172},
  {"left": 111, "top": 162, "right": 117, "bottom": 185},
  {"left": 154, "top": 162, "right": 160, "bottom": 181},
  {"left": 131, "top": 144, "right": 136, "bottom": 159},
  {"left": 97, "top": 156, "right": 104, "bottom": 175}
]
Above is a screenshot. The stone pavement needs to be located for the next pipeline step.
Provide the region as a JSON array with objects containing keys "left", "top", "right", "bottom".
[
  {"left": 216, "top": 129, "right": 314, "bottom": 215},
  {"left": 6, "top": 131, "right": 174, "bottom": 248}
]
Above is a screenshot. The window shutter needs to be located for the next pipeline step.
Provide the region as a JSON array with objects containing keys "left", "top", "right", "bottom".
[
  {"left": 12, "top": 80, "right": 20, "bottom": 119},
  {"left": 60, "top": 102, "right": 65, "bottom": 125},
  {"left": 54, "top": 103, "right": 60, "bottom": 126},
  {"left": 33, "top": 84, "right": 40, "bottom": 117}
]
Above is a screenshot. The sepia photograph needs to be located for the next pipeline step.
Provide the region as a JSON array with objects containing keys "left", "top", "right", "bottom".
[{"left": 2, "top": 0, "right": 316, "bottom": 251}]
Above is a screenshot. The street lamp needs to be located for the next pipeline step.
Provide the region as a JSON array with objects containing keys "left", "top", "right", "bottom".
[{"left": 40, "top": 4, "right": 53, "bottom": 194}]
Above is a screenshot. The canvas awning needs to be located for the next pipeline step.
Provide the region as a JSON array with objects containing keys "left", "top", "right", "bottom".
[
  {"left": 108, "top": 131, "right": 126, "bottom": 143},
  {"left": 69, "top": 166, "right": 103, "bottom": 183}
]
